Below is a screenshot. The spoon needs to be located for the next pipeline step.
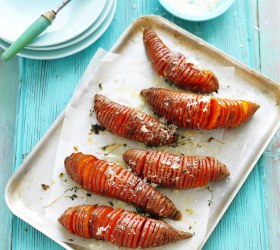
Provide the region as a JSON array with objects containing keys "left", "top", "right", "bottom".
[{"left": 1, "top": 0, "right": 72, "bottom": 62}]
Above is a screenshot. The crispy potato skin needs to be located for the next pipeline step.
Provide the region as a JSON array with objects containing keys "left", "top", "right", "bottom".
[
  {"left": 65, "top": 152, "right": 182, "bottom": 220},
  {"left": 143, "top": 27, "right": 219, "bottom": 93},
  {"left": 141, "top": 88, "right": 259, "bottom": 129},
  {"left": 59, "top": 205, "right": 192, "bottom": 248},
  {"left": 94, "top": 94, "right": 178, "bottom": 146},
  {"left": 123, "top": 149, "right": 230, "bottom": 189}
]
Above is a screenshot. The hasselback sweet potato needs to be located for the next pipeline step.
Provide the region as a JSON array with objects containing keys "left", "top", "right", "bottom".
[
  {"left": 59, "top": 205, "right": 192, "bottom": 248},
  {"left": 94, "top": 94, "right": 177, "bottom": 146},
  {"left": 123, "top": 149, "right": 230, "bottom": 189},
  {"left": 143, "top": 27, "right": 219, "bottom": 93},
  {"left": 65, "top": 152, "right": 182, "bottom": 220},
  {"left": 141, "top": 88, "right": 259, "bottom": 129}
]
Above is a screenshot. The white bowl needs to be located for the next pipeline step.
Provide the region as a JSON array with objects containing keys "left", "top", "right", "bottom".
[{"left": 159, "top": 0, "right": 236, "bottom": 21}]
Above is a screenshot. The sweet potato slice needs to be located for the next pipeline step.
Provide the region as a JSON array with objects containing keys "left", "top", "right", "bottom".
[
  {"left": 123, "top": 149, "right": 230, "bottom": 189},
  {"left": 94, "top": 94, "right": 177, "bottom": 146},
  {"left": 141, "top": 88, "right": 259, "bottom": 130},
  {"left": 59, "top": 205, "right": 192, "bottom": 248},
  {"left": 143, "top": 27, "right": 219, "bottom": 93},
  {"left": 65, "top": 152, "right": 181, "bottom": 220}
]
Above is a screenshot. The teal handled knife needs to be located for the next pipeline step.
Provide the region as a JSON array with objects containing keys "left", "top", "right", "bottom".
[{"left": 1, "top": 0, "right": 72, "bottom": 62}]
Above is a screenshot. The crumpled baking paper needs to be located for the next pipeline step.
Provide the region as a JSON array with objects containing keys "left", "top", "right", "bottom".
[{"left": 44, "top": 48, "right": 233, "bottom": 250}]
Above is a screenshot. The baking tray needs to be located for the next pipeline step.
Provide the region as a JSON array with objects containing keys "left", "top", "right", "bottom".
[{"left": 5, "top": 15, "right": 280, "bottom": 250}]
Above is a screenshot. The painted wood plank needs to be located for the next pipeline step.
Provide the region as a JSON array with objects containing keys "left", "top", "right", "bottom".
[
  {"left": 9, "top": 0, "right": 278, "bottom": 249},
  {"left": 204, "top": 0, "right": 270, "bottom": 249},
  {"left": 257, "top": 0, "right": 280, "bottom": 249},
  {"left": 0, "top": 48, "right": 18, "bottom": 250},
  {"left": 12, "top": 61, "right": 76, "bottom": 250}
]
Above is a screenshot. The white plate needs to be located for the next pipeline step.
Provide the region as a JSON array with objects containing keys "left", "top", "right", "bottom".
[
  {"left": 0, "top": 0, "right": 117, "bottom": 60},
  {"left": 0, "top": 0, "right": 107, "bottom": 47},
  {"left": 25, "top": 0, "right": 113, "bottom": 51},
  {"left": 5, "top": 16, "right": 280, "bottom": 249}
]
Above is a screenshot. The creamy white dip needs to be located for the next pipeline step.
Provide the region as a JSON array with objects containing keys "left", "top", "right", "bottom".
[{"left": 162, "top": 0, "right": 222, "bottom": 16}]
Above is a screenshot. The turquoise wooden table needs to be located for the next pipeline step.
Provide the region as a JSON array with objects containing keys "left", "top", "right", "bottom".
[{"left": 1, "top": 0, "right": 279, "bottom": 249}]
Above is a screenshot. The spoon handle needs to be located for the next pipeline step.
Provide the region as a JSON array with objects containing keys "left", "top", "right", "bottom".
[{"left": 1, "top": 11, "right": 56, "bottom": 62}]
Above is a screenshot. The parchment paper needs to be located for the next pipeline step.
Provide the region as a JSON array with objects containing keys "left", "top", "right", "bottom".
[{"left": 44, "top": 49, "right": 234, "bottom": 250}]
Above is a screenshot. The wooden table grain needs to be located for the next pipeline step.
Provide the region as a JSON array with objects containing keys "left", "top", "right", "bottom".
[{"left": 1, "top": 0, "right": 279, "bottom": 249}]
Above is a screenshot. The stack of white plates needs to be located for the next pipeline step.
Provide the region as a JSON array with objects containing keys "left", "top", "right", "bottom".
[{"left": 0, "top": 0, "right": 117, "bottom": 60}]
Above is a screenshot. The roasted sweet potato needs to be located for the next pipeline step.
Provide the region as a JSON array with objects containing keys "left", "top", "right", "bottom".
[
  {"left": 65, "top": 152, "right": 182, "bottom": 220},
  {"left": 94, "top": 94, "right": 177, "bottom": 146},
  {"left": 59, "top": 205, "right": 192, "bottom": 248},
  {"left": 123, "top": 149, "right": 230, "bottom": 189},
  {"left": 141, "top": 88, "right": 259, "bottom": 129},
  {"left": 143, "top": 27, "right": 219, "bottom": 93}
]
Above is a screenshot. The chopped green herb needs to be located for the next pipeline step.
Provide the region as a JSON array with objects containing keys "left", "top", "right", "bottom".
[
  {"left": 68, "top": 194, "right": 78, "bottom": 201},
  {"left": 69, "top": 239, "right": 74, "bottom": 242},
  {"left": 135, "top": 206, "right": 146, "bottom": 214},
  {"left": 70, "top": 186, "right": 79, "bottom": 193},
  {"left": 98, "top": 80, "right": 103, "bottom": 90},
  {"left": 59, "top": 172, "right": 68, "bottom": 182},
  {"left": 44, "top": 185, "right": 79, "bottom": 208},
  {"left": 166, "top": 120, "right": 173, "bottom": 125},
  {"left": 100, "top": 143, "right": 127, "bottom": 155},
  {"left": 208, "top": 200, "right": 213, "bottom": 206},
  {"left": 189, "top": 226, "right": 192, "bottom": 230},
  {"left": 91, "top": 123, "right": 106, "bottom": 134},
  {"left": 208, "top": 137, "right": 214, "bottom": 142},
  {"left": 89, "top": 109, "right": 95, "bottom": 116},
  {"left": 86, "top": 193, "right": 92, "bottom": 197},
  {"left": 164, "top": 78, "right": 173, "bottom": 86},
  {"left": 108, "top": 201, "right": 114, "bottom": 206},
  {"left": 101, "top": 145, "right": 110, "bottom": 150}
]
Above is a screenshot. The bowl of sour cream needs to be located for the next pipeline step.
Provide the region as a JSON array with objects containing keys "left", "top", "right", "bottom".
[{"left": 159, "top": 0, "right": 235, "bottom": 21}]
